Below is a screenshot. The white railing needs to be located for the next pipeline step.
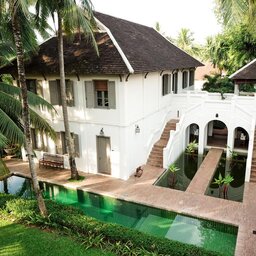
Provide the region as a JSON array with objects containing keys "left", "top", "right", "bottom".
[{"left": 163, "top": 91, "right": 256, "bottom": 170}]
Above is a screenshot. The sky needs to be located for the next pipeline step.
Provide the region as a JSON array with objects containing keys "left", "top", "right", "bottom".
[{"left": 92, "top": 0, "right": 222, "bottom": 44}]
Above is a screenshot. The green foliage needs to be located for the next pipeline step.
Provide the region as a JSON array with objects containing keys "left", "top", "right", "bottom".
[
  {"left": 203, "top": 24, "right": 256, "bottom": 74},
  {"left": 0, "top": 193, "right": 16, "bottom": 209},
  {"left": 0, "top": 158, "right": 10, "bottom": 179},
  {"left": 213, "top": 173, "right": 224, "bottom": 186},
  {"left": 202, "top": 74, "right": 234, "bottom": 96},
  {"left": 168, "top": 163, "right": 180, "bottom": 173},
  {"left": 0, "top": 219, "right": 113, "bottom": 256},
  {"left": 223, "top": 175, "right": 234, "bottom": 186},
  {"left": 1, "top": 196, "right": 221, "bottom": 256},
  {"left": 186, "top": 140, "right": 198, "bottom": 153},
  {"left": 174, "top": 28, "right": 201, "bottom": 57}
]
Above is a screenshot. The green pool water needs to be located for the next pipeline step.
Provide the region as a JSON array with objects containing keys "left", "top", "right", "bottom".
[
  {"left": 155, "top": 152, "right": 204, "bottom": 191},
  {"left": 206, "top": 154, "right": 246, "bottom": 202},
  {"left": 0, "top": 175, "right": 237, "bottom": 255}
]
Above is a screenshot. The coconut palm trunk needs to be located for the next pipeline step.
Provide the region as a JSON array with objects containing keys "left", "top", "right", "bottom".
[
  {"left": 57, "top": 12, "right": 79, "bottom": 180},
  {"left": 11, "top": 12, "right": 47, "bottom": 217}
]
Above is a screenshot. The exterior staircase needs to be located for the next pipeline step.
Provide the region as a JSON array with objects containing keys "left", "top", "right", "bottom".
[
  {"left": 250, "top": 129, "right": 256, "bottom": 182},
  {"left": 147, "top": 119, "right": 179, "bottom": 168}
]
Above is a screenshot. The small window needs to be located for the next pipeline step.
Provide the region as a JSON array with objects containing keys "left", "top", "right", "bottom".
[
  {"left": 182, "top": 71, "right": 188, "bottom": 89},
  {"left": 162, "top": 74, "right": 169, "bottom": 96},
  {"left": 189, "top": 70, "right": 195, "bottom": 86},
  {"left": 49, "top": 80, "right": 75, "bottom": 106},
  {"left": 55, "top": 132, "right": 80, "bottom": 157},
  {"left": 31, "top": 128, "right": 47, "bottom": 151},
  {"left": 95, "top": 80, "right": 109, "bottom": 108},
  {"left": 26, "top": 79, "right": 43, "bottom": 97},
  {"left": 172, "top": 73, "right": 178, "bottom": 94}
]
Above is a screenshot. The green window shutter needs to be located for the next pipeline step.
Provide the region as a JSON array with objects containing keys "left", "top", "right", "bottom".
[
  {"left": 56, "top": 132, "right": 63, "bottom": 154},
  {"left": 36, "top": 80, "right": 44, "bottom": 98},
  {"left": 85, "top": 81, "right": 95, "bottom": 108},
  {"left": 66, "top": 80, "right": 75, "bottom": 107},
  {"left": 168, "top": 75, "right": 172, "bottom": 93},
  {"left": 73, "top": 134, "right": 80, "bottom": 157},
  {"left": 108, "top": 81, "right": 116, "bottom": 109},
  {"left": 49, "top": 80, "right": 60, "bottom": 105}
]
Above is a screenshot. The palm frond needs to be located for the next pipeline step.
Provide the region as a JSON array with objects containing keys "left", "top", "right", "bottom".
[
  {"left": 0, "top": 108, "right": 24, "bottom": 145},
  {"left": 0, "top": 133, "right": 8, "bottom": 148},
  {"left": 0, "top": 82, "right": 57, "bottom": 114}
]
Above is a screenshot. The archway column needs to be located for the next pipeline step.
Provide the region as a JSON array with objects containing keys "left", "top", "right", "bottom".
[
  {"left": 198, "top": 124, "right": 205, "bottom": 155},
  {"left": 226, "top": 127, "right": 234, "bottom": 158}
]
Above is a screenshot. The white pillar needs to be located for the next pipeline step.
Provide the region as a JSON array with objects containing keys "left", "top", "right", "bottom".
[
  {"left": 226, "top": 127, "right": 234, "bottom": 159},
  {"left": 234, "top": 83, "right": 239, "bottom": 95},
  {"left": 198, "top": 124, "right": 205, "bottom": 155}
]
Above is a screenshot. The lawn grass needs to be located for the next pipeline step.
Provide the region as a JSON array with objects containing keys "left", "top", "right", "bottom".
[{"left": 0, "top": 219, "right": 114, "bottom": 256}]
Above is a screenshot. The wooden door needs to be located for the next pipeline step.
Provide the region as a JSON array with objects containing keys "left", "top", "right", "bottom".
[{"left": 97, "top": 136, "right": 111, "bottom": 175}]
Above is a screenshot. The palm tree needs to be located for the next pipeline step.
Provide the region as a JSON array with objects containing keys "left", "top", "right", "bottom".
[
  {"left": 215, "top": 0, "right": 256, "bottom": 31},
  {"left": 0, "top": 0, "right": 49, "bottom": 216},
  {"left": 174, "top": 28, "right": 200, "bottom": 57},
  {"left": 0, "top": 82, "right": 56, "bottom": 147},
  {"left": 35, "top": 0, "right": 98, "bottom": 180}
]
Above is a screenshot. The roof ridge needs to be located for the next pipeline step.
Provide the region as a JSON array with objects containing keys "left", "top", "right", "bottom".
[
  {"left": 229, "top": 58, "right": 256, "bottom": 79},
  {"left": 94, "top": 11, "right": 153, "bottom": 30},
  {"left": 95, "top": 16, "right": 134, "bottom": 74}
]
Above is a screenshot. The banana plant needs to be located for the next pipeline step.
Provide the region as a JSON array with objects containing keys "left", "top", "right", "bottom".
[
  {"left": 223, "top": 175, "right": 234, "bottom": 199},
  {"left": 213, "top": 173, "right": 224, "bottom": 198},
  {"left": 168, "top": 163, "right": 180, "bottom": 189}
]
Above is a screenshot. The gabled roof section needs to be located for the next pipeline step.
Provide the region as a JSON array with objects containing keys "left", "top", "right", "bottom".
[
  {"left": 0, "top": 11, "right": 203, "bottom": 76},
  {"left": 229, "top": 59, "right": 256, "bottom": 81},
  {"left": 94, "top": 12, "right": 203, "bottom": 73},
  {"left": 0, "top": 32, "right": 129, "bottom": 76}
]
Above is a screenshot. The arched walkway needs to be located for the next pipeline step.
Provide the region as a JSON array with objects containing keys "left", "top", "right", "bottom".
[
  {"left": 234, "top": 127, "right": 249, "bottom": 150},
  {"left": 206, "top": 120, "right": 228, "bottom": 148},
  {"left": 185, "top": 123, "right": 199, "bottom": 145}
]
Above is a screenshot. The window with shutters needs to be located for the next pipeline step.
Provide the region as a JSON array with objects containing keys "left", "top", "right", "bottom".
[
  {"left": 172, "top": 72, "right": 178, "bottom": 94},
  {"left": 55, "top": 132, "right": 80, "bottom": 157},
  {"left": 162, "top": 75, "right": 169, "bottom": 96},
  {"left": 26, "top": 79, "right": 44, "bottom": 97},
  {"left": 182, "top": 71, "right": 188, "bottom": 89},
  {"left": 31, "top": 128, "right": 47, "bottom": 150},
  {"left": 95, "top": 80, "right": 109, "bottom": 108},
  {"left": 85, "top": 80, "right": 116, "bottom": 109},
  {"left": 189, "top": 70, "right": 195, "bottom": 86},
  {"left": 49, "top": 80, "right": 75, "bottom": 106}
]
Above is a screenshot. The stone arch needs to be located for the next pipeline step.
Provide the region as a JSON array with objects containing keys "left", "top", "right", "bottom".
[{"left": 233, "top": 127, "right": 249, "bottom": 150}]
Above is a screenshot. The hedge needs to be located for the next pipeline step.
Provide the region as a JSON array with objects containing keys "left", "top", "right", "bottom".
[{"left": 0, "top": 194, "right": 222, "bottom": 256}]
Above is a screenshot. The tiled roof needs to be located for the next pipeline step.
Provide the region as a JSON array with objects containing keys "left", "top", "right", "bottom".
[
  {"left": 0, "top": 12, "right": 203, "bottom": 76},
  {"left": 230, "top": 59, "right": 256, "bottom": 81},
  {"left": 0, "top": 32, "right": 129, "bottom": 76},
  {"left": 95, "top": 12, "right": 203, "bottom": 73}
]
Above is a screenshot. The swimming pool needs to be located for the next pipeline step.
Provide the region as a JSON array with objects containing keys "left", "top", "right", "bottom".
[{"left": 0, "top": 175, "right": 238, "bottom": 255}]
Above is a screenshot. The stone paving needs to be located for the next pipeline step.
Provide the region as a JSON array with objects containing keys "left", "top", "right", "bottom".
[{"left": 4, "top": 156, "right": 256, "bottom": 256}]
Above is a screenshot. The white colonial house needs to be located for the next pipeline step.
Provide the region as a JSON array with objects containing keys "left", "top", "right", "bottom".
[{"left": 1, "top": 12, "right": 256, "bottom": 182}]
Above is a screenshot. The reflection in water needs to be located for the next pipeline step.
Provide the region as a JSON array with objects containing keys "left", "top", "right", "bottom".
[
  {"left": 0, "top": 175, "right": 237, "bottom": 256},
  {"left": 155, "top": 152, "right": 204, "bottom": 191}
]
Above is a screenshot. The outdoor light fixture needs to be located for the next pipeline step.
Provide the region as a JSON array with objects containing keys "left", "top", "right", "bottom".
[
  {"left": 135, "top": 125, "right": 140, "bottom": 134},
  {"left": 100, "top": 128, "right": 104, "bottom": 136},
  {"left": 215, "top": 113, "right": 219, "bottom": 118}
]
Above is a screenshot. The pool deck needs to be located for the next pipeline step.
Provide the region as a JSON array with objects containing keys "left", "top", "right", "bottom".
[{"left": 4, "top": 156, "right": 256, "bottom": 256}]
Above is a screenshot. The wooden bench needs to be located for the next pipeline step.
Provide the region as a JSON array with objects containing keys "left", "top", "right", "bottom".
[{"left": 39, "top": 153, "right": 64, "bottom": 169}]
